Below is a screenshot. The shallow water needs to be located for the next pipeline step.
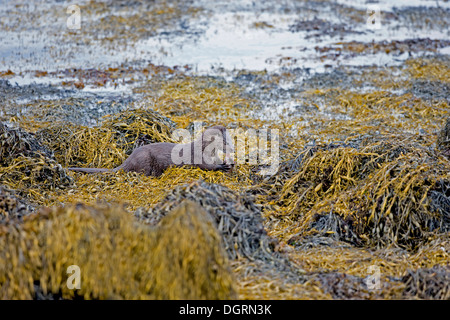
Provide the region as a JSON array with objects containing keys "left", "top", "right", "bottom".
[
  {"left": 142, "top": 0, "right": 450, "bottom": 74},
  {"left": 1, "top": 0, "right": 449, "bottom": 77}
]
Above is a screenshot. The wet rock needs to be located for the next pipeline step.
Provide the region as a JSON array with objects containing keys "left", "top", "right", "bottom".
[
  {"left": 409, "top": 80, "right": 450, "bottom": 103},
  {"left": 392, "top": 6, "right": 450, "bottom": 31},
  {"left": 289, "top": 18, "right": 362, "bottom": 39},
  {"left": 0, "top": 80, "right": 73, "bottom": 104}
]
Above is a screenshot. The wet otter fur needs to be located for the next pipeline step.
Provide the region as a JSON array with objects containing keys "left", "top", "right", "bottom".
[{"left": 68, "top": 125, "right": 235, "bottom": 177}]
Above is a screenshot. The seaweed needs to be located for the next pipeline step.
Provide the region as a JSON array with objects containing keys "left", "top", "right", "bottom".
[
  {"left": 271, "top": 133, "right": 450, "bottom": 248},
  {"left": 135, "top": 180, "right": 280, "bottom": 262},
  {"left": 401, "top": 265, "right": 450, "bottom": 300},
  {"left": 0, "top": 185, "right": 34, "bottom": 222},
  {"left": 0, "top": 121, "right": 73, "bottom": 197},
  {"left": 436, "top": 117, "right": 450, "bottom": 158},
  {"left": 1, "top": 54, "right": 449, "bottom": 299},
  {"left": 0, "top": 121, "right": 53, "bottom": 165},
  {"left": 36, "top": 109, "right": 175, "bottom": 168},
  {"left": 0, "top": 200, "right": 235, "bottom": 299}
]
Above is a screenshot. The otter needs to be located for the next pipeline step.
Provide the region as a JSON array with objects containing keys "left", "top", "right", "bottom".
[{"left": 68, "top": 125, "right": 235, "bottom": 177}]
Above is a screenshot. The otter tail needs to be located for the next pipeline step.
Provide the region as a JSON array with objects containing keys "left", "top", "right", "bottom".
[{"left": 68, "top": 167, "right": 111, "bottom": 174}]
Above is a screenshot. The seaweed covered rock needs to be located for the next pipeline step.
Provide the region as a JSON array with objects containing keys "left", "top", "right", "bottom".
[
  {"left": 36, "top": 108, "right": 176, "bottom": 168},
  {"left": 0, "top": 185, "right": 34, "bottom": 222},
  {"left": 101, "top": 108, "right": 176, "bottom": 151},
  {"left": 0, "top": 201, "right": 236, "bottom": 300},
  {"left": 135, "top": 180, "right": 279, "bottom": 261},
  {"left": 152, "top": 200, "right": 235, "bottom": 299},
  {"left": 313, "top": 272, "right": 371, "bottom": 300},
  {"left": 436, "top": 117, "right": 450, "bottom": 158},
  {"left": 36, "top": 122, "right": 127, "bottom": 169},
  {"left": 271, "top": 134, "right": 450, "bottom": 248},
  {"left": 401, "top": 265, "right": 449, "bottom": 300},
  {"left": 0, "top": 121, "right": 53, "bottom": 165},
  {"left": 0, "top": 121, "right": 73, "bottom": 194}
]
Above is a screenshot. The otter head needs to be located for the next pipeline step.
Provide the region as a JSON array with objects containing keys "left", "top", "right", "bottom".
[{"left": 201, "top": 125, "right": 235, "bottom": 165}]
